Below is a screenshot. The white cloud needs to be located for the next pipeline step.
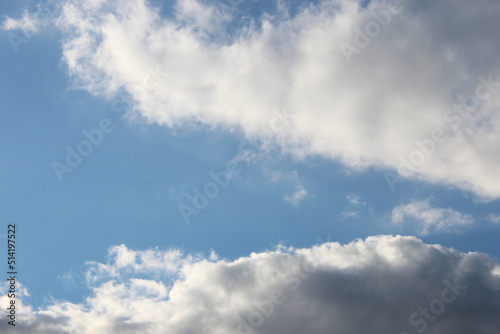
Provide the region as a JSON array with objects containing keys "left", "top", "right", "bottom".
[
  {"left": 270, "top": 170, "right": 311, "bottom": 205},
  {"left": 346, "top": 194, "right": 364, "bottom": 206},
  {"left": 391, "top": 200, "right": 474, "bottom": 235},
  {"left": 340, "top": 210, "right": 359, "bottom": 219},
  {"left": 2, "top": 236, "right": 500, "bottom": 333},
  {"left": 486, "top": 213, "right": 500, "bottom": 225},
  {"left": 346, "top": 194, "right": 363, "bottom": 206},
  {"left": 2, "top": 10, "right": 41, "bottom": 33},
  {"left": 84, "top": 244, "right": 198, "bottom": 284},
  {"left": 341, "top": 194, "right": 368, "bottom": 219},
  {"left": 284, "top": 184, "right": 310, "bottom": 205},
  {"left": 3, "top": 0, "right": 500, "bottom": 200}
]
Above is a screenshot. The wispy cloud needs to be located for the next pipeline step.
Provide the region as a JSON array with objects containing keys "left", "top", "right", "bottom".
[
  {"left": 341, "top": 193, "right": 368, "bottom": 219},
  {"left": 391, "top": 200, "right": 474, "bottom": 235},
  {"left": 341, "top": 210, "right": 359, "bottom": 219},
  {"left": 270, "top": 170, "right": 311, "bottom": 205},
  {"left": 346, "top": 194, "right": 365, "bottom": 206},
  {"left": 2, "top": 11, "right": 40, "bottom": 34},
  {"left": 486, "top": 213, "right": 500, "bottom": 225},
  {"left": 284, "top": 184, "right": 310, "bottom": 205}
]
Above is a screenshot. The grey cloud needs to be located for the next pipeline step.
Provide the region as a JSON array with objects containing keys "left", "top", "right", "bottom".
[{"left": 1, "top": 235, "right": 499, "bottom": 333}]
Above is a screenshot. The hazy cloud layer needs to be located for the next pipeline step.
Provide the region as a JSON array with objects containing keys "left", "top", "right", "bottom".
[
  {"left": 1, "top": 235, "right": 500, "bottom": 333},
  {"left": 3, "top": 0, "right": 500, "bottom": 199}
]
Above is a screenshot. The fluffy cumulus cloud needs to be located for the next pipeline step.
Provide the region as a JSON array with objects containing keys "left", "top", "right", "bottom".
[
  {"left": 391, "top": 200, "right": 474, "bottom": 235},
  {"left": 3, "top": 0, "right": 500, "bottom": 200},
  {"left": 1, "top": 235, "right": 500, "bottom": 333}
]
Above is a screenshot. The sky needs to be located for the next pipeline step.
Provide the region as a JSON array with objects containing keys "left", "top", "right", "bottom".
[{"left": 0, "top": 0, "right": 499, "bottom": 333}]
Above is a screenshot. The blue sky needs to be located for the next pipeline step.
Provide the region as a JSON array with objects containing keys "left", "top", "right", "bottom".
[{"left": 1, "top": 0, "right": 500, "bottom": 333}]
